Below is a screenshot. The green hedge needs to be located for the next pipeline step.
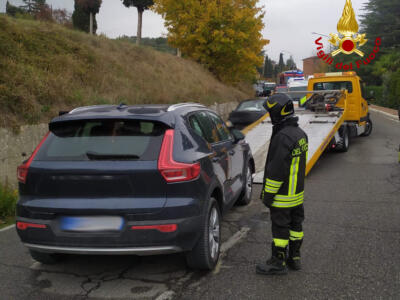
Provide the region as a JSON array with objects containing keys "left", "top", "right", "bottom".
[
  {"left": 0, "top": 184, "right": 18, "bottom": 220},
  {"left": 367, "top": 82, "right": 400, "bottom": 110},
  {"left": 366, "top": 85, "right": 384, "bottom": 106}
]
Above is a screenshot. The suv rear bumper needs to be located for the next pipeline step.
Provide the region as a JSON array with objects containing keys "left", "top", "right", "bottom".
[
  {"left": 17, "top": 215, "right": 203, "bottom": 254},
  {"left": 24, "top": 243, "right": 182, "bottom": 256}
]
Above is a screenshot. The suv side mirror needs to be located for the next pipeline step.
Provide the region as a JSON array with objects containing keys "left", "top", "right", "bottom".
[{"left": 231, "top": 128, "right": 245, "bottom": 143}]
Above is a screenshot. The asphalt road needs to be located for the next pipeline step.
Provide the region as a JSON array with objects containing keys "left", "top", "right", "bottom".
[{"left": 0, "top": 111, "right": 399, "bottom": 299}]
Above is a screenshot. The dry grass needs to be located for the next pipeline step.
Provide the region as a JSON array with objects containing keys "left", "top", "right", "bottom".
[{"left": 0, "top": 16, "right": 251, "bottom": 130}]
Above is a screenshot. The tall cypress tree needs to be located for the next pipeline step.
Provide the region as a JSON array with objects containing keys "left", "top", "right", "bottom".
[
  {"left": 278, "top": 53, "right": 285, "bottom": 73},
  {"left": 266, "top": 59, "right": 273, "bottom": 78},
  {"left": 361, "top": 0, "right": 400, "bottom": 49},
  {"left": 72, "top": 0, "right": 100, "bottom": 34}
]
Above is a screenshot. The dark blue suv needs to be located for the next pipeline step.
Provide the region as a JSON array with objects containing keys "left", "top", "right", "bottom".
[{"left": 16, "top": 103, "right": 254, "bottom": 270}]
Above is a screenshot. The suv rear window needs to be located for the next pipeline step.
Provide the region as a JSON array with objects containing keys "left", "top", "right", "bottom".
[
  {"left": 35, "top": 120, "right": 167, "bottom": 161},
  {"left": 237, "top": 100, "right": 265, "bottom": 112},
  {"left": 313, "top": 81, "right": 353, "bottom": 93}
]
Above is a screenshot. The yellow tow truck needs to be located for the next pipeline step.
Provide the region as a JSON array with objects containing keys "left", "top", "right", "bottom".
[
  {"left": 250, "top": 71, "right": 374, "bottom": 182},
  {"left": 292, "top": 71, "right": 373, "bottom": 174}
]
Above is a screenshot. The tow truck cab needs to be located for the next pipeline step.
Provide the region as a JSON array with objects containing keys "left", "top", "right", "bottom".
[{"left": 308, "top": 72, "right": 372, "bottom": 137}]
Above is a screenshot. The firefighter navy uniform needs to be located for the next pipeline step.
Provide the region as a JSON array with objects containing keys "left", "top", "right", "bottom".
[{"left": 256, "top": 93, "right": 308, "bottom": 275}]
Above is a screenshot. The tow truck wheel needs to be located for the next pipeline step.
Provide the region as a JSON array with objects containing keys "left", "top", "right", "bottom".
[
  {"left": 336, "top": 126, "right": 349, "bottom": 152},
  {"left": 361, "top": 117, "right": 373, "bottom": 137}
]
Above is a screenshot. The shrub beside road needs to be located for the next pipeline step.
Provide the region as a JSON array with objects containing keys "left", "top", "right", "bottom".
[{"left": 0, "top": 183, "right": 17, "bottom": 229}]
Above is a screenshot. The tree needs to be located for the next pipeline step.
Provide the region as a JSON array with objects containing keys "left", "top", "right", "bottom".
[
  {"left": 153, "top": 0, "right": 268, "bottom": 83},
  {"left": 256, "top": 51, "right": 265, "bottom": 76},
  {"left": 34, "top": 3, "right": 53, "bottom": 21},
  {"left": 72, "top": 0, "right": 101, "bottom": 34},
  {"left": 361, "top": 0, "right": 400, "bottom": 49},
  {"left": 122, "top": 0, "right": 154, "bottom": 45},
  {"left": 263, "top": 55, "right": 273, "bottom": 79},
  {"left": 286, "top": 56, "right": 296, "bottom": 70},
  {"left": 278, "top": 53, "right": 285, "bottom": 73},
  {"left": 266, "top": 58, "right": 274, "bottom": 78},
  {"left": 53, "top": 9, "right": 73, "bottom": 27},
  {"left": 20, "top": 0, "right": 45, "bottom": 14},
  {"left": 72, "top": 2, "right": 91, "bottom": 33},
  {"left": 75, "top": 0, "right": 102, "bottom": 34},
  {"left": 6, "top": 1, "right": 26, "bottom": 16},
  {"left": 273, "top": 63, "right": 279, "bottom": 80}
]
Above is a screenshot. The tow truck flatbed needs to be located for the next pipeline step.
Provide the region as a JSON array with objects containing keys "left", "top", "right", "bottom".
[{"left": 251, "top": 108, "right": 345, "bottom": 183}]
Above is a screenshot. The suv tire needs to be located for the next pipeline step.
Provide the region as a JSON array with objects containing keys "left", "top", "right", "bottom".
[
  {"left": 29, "top": 250, "right": 64, "bottom": 264},
  {"left": 236, "top": 164, "right": 253, "bottom": 206},
  {"left": 186, "top": 197, "right": 221, "bottom": 270}
]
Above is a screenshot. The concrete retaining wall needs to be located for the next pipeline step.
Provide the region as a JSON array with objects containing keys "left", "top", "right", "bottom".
[
  {"left": 0, "top": 124, "right": 48, "bottom": 188},
  {"left": 0, "top": 101, "right": 238, "bottom": 187}
]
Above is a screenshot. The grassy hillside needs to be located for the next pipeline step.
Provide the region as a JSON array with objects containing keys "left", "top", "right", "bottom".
[{"left": 0, "top": 16, "right": 250, "bottom": 130}]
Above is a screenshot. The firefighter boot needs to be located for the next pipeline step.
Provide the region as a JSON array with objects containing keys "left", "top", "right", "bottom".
[
  {"left": 256, "top": 244, "right": 288, "bottom": 275},
  {"left": 287, "top": 239, "right": 302, "bottom": 270}
]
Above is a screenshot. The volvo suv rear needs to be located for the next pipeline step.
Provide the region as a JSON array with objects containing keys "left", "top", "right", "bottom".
[{"left": 16, "top": 103, "right": 254, "bottom": 270}]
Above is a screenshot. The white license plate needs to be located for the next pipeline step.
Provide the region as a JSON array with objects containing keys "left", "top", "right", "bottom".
[{"left": 60, "top": 216, "right": 124, "bottom": 232}]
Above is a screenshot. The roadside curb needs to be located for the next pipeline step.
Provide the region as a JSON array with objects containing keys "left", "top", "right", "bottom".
[
  {"left": 369, "top": 106, "right": 399, "bottom": 122},
  {"left": 0, "top": 224, "right": 15, "bottom": 232}
]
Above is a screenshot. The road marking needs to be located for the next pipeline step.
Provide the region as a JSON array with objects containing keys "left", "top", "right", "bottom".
[
  {"left": 0, "top": 224, "right": 15, "bottom": 232},
  {"left": 155, "top": 290, "right": 175, "bottom": 300},
  {"left": 213, "top": 226, "right": 251, "bottom": 274},
  {"left": 220, "top": 226, "right": 250, "bottom": 253},
  {"left": 30, "top": 262, "right": 41, "bottom": 269}
]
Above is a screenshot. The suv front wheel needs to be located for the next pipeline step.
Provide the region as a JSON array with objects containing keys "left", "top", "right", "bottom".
[{"left": 186, "top": 197, "right": 221, "bottom": 270}]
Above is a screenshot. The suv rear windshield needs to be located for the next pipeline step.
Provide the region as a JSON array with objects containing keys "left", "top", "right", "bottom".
[
  {"left": 35, "top": 120, "right": 167, "bottom": 161},
  {"left": 237, "top": 100, "right": 266, "bottom": 112}
]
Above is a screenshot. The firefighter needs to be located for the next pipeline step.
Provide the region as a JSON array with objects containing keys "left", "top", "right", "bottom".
[{"left": 256, "top": 93, "right": 308, "bottom": 275}]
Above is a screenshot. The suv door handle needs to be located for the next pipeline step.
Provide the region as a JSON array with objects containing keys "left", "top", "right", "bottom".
[{"left": 229, "top": 150, "right": 235, "bottom": 155}]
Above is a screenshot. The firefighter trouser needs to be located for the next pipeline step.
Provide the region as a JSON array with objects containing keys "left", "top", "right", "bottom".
[{"left": 270, "top": 204, "right": 304, "bottom": 248}]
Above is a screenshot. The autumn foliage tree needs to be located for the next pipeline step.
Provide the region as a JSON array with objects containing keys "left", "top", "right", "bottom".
[
  {"left": 153, "top": 0, "right": 268, "bottom": 83},
  {"left": 122, "top": 0, "right": 154, "bottom": 45}
]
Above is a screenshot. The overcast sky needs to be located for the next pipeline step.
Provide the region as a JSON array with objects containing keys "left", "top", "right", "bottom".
[{"left": 1, "top": 0, "right": 368, "bottom": 69}]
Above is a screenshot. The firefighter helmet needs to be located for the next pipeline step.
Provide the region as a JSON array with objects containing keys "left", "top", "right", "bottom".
[{"left": 263, "top": 93, "right": 295, "bottom": 125}]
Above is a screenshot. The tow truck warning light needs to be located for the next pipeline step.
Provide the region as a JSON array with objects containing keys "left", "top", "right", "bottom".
[{"left": 314, "top": 72, "right": 356, "bottom": 78}]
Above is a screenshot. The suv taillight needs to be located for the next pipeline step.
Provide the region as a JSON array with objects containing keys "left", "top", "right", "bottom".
[
  {"left": 17, "top": 132, "right": 49, "bottom": 184},
  {"left": 158, "top": 129, "right": 201, "bottom": 183}
]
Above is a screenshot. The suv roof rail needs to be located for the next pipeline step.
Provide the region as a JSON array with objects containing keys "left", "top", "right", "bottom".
[
  {"left": 167, "top": 103, "right": 206, "bottom": 112},
  {"left": 69, "top": 105, "right": 112, "bottom": 114}
]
